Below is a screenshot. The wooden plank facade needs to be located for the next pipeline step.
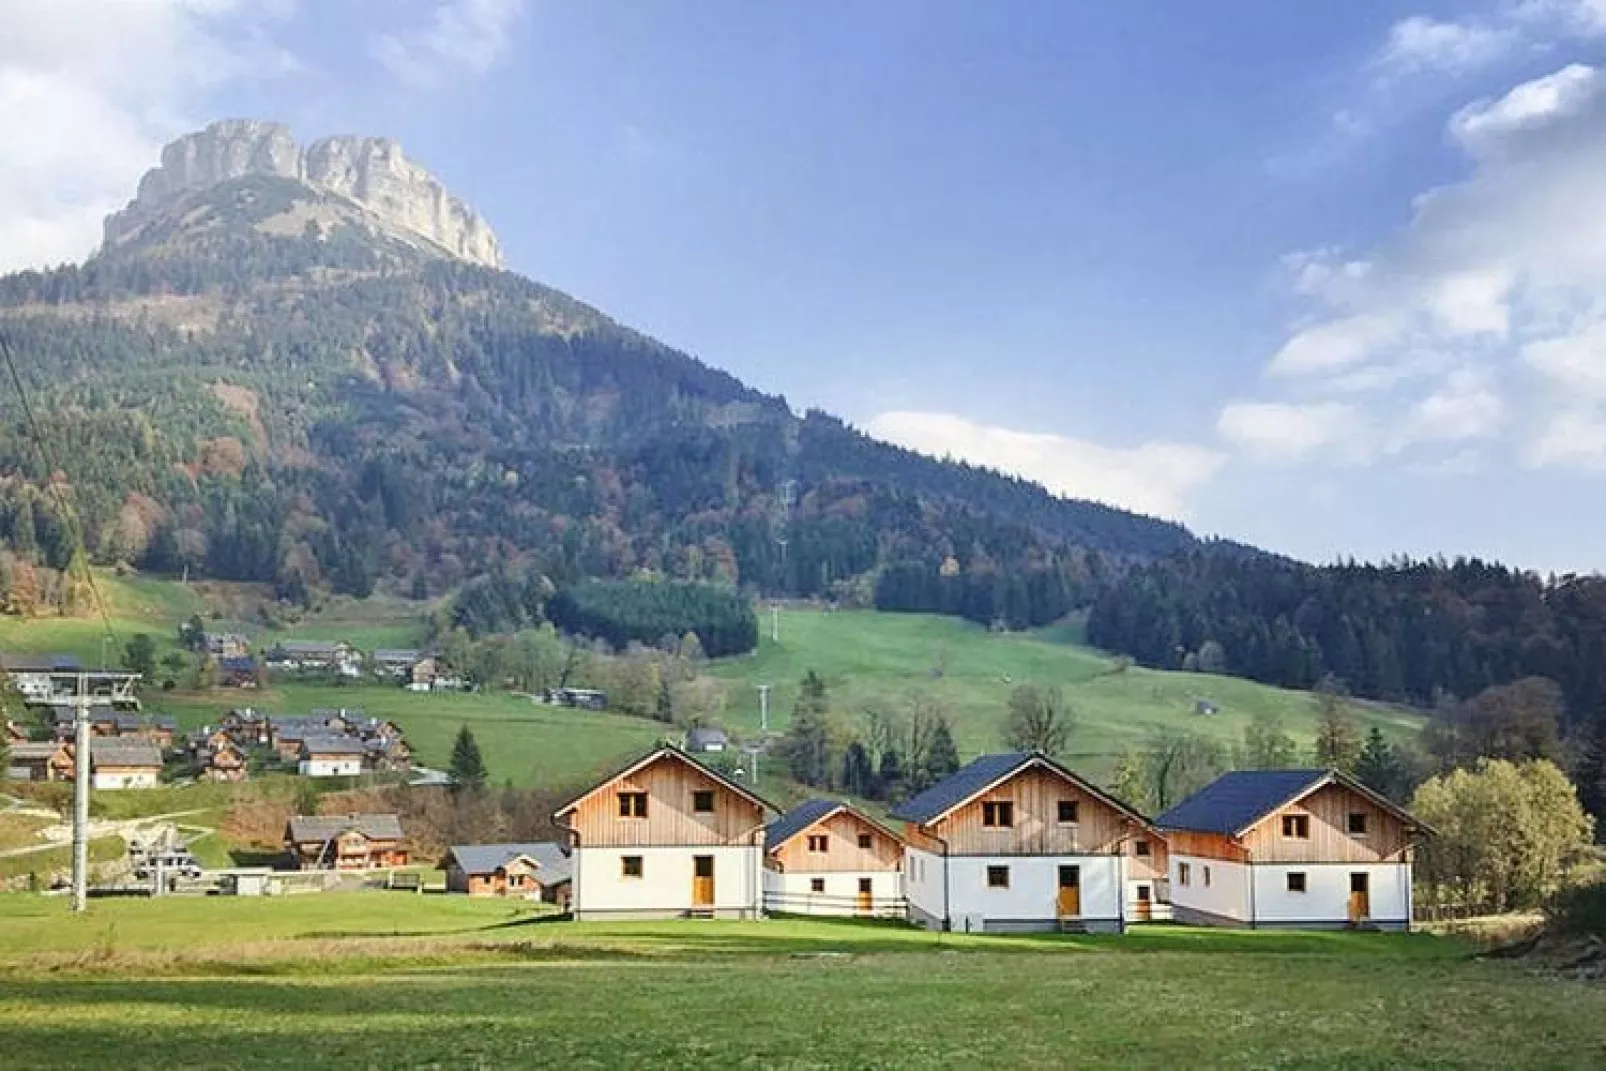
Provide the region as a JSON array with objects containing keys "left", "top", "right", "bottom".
[
  {"left": 1238, "top": 783, "right": 1412, "bottom": 863},
  {"left": 768, "top": 808, "right": 903, "bottom": 873},
  {"left": 923, "top": 767, "right": 1133, "bottom": 856},
  {"left": 561, "top": 751, "right": 766, "bottom": 848}
]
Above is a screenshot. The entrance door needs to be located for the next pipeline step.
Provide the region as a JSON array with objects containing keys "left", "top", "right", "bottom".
[
  {"left": 692, "top": 855, "right": 715, "bottom": 908},
  {"left": 857, "top": 877, "right": 873, "bottom": 914},
  {"left": 1349, "top": 872, "right": 1370, "bottom": 923},
  {"left": 1135, "top": 883, "right": 1152, "bottom": 921},
  {"left": 1057, "top": 865, "right": 1081, "bottom": 917}
]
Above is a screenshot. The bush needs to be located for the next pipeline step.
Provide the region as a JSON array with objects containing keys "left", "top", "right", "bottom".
[{"left": 1548, "top": 880, "right": 1606, "bottom": 937}]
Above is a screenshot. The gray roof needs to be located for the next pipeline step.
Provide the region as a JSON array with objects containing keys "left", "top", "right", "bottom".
[
  {"left": 1154, "top": 769, "right": 1335, "bottom": 835},
  {"left": 90, "top": 740, "right": 163, "bottom": 768},
  {"left": 765, "top": 798, "right": 844, "bottom": 850},
  {"left": 9, "top": 742, "right": 62, "bottom": 760},
  {"left": 444, "top": 842, "right": 571, "bottom": 883},
  {"left": 373, "top": 649, "right": 422, "bottom": 663},
  {"left": 300, "top": 734, "right": 367, "bottom": 756},
  {"left": 686, "top": 727, "right": 728, "bottom": 750},
  {"left": 274, "top": 640, "right": 341, "bottom": 654},
  {"left": 890, "top": 752, "right": 1035, "bottom": 824},
  {"left": 287, "top": 814, "right": 403, "bottom": 842}
]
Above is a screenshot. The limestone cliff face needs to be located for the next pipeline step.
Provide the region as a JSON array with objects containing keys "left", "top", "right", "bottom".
[{"left": 104, "top": 119, "right": 504, "bottom": 268}]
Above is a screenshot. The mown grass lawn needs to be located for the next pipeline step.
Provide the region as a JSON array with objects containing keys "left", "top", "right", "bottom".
[{"left": 0, "top": 900, "right": 1599, "bottom": 1069}]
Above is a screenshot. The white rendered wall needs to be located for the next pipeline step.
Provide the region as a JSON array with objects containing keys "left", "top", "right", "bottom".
[
  {"left": 1250, "top": 863, "right": 1411, "bottom": 927},
  {"left": 763, "top": 869, "right": 903, "bottom": 916},
  {"left": 92, "top": 770, "right": 159, "bottom": 790},
  {"left": 573, "top": 845, "right": 761, "bottom": 918},
  {"left": 1125, "top": 879, "right": 1173, "bottom": 921},
  {"left": 904, "top": 847, "right": 946, "bottom": 927},
  {"left": 300, "top": 756, "right": 363, "bottom": 777},
  {"left": 945, "top": 855, "right": 1123, "bottom": 929},
  {"left": 1169, "top": 855, "right": 1250, "bottom": 924}
]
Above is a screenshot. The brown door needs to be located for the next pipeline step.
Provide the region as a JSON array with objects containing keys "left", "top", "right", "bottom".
[
  {"left": 1057, "top": 865, "right": 1081, "bottom": 916},
  {"left": 1135, "top": 883, "right": 1152, "bottom": 921},
  {"left": 1349, "top": 872, "right": 1370, "bottom": 923},
  {"left": 857, "top": 877, "right": 873, "bottom": 914},
  {"left": 692, "top": 855, "right": 715, "bottom": 907}
]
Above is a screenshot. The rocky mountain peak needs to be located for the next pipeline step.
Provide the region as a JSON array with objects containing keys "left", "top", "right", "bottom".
[{"left": 104, "top": 119, "right": 505, "bottom": 269}]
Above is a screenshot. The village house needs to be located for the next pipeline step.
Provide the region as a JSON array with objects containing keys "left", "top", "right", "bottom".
[
  {"left": 547, "top": 687, "right": 607, "bottom": 710},
  {"left": 440, "top": 842, "right": 573, "bottom": 904},
  {"left": 205, "top": 633, "right": 250, "bottom": 660},
  {"left": 264, "top": 640, "right": 364, "bottom": 678},
  {"left": 89, "top": 738, "right": 164, "bottom": 790},
  {"left": 1156, "top": 769, "right": 1428, "bottom": 931},
  {"left": 4, "top": 741, "right": 72, "bottom": 782},
  {"left": 763, "top": 799, "right": 905, "bottom": 917},
  {"left": 373, "top": 649, "right": 425, "bottom": 683},
  {"left": 285, "top": 814, "right": 408, "bottom": 870},
  {"left": 554, "top": 745, "right": 773, "bottom": 921},
  {"left": 298, "top": 735, "right": 367, "bottom": 778},
  {"left": 221, "top": 708, "right": 270, "bottom": 745},
  {"left": 364, "top": 735, "right": 413, "bottom": 772},
  {"left": 218, "top": 656, "right": 260, "bottom": 688},
  {"left": 892, "top": 751, "right": 1164, "bottom": 934},
  {"left": 201, "top": 739, "right": 249, "bottom": 782},
  {"left": 685, "top": 726, "right": 728, "bottom": 754}
]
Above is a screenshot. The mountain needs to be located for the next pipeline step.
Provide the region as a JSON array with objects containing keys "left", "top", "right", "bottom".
[{"left": 0, "top": 120, "right": 1195, "bottom": 627}]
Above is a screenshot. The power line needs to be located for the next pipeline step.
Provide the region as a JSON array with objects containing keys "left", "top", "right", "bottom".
[{"left": 0, "top": 329, "right": 118, "bottom": 649}]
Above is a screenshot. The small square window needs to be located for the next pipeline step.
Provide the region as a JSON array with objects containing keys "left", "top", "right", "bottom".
[
  {"left": 1281, "top": 814, "right": 1310, "bottom": 839},
  {"left": 1287, "top": 872, "right": 1307, "bottom": 893},
  {"left": 1134, "top": 840, "right": 1151, "bottom": 857},
  {"left": 810, "top": 877, "right": 825, "bottom": 894},
  {"left": 1178, "top": 862, "right": 1191, "bottom": 886},
  {"left": 807, "top": 834, "right": 829, "bottom": 853},
  {"left": 1347, "top": 812, "right": 1368, "bottom": 835},
  {"left": 692, "top": 790, "right": 715, "bottom": 813},
  {"left": 857, "top": 833, "right": 873, "bottom": 850},
  {"left": 982, "top": 801, "right": 1015, "bottom": 828},
  {"left": 1057, "top": 800, "right": 1080, "bottom": 824},
  {"left": 621, "top": 855, "right": 643, "bottom": 879},
  {"left": 618, "top": 792, "right": 648, "bottom": 819},
  {"left": 986, "top": 865, "right": 1010, "bottom": 889}
]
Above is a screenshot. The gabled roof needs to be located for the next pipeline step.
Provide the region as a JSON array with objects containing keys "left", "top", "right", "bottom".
[
  {"left": 90, "top": 740, "right": 163, "bottom": 768},
  {"left": 442, "top": 842, "right": 572, "bottom": 883},
  {"left": 300, "top": 734, "right": 367, "bottom": 756},
  {"left": 553, "top": 744, "right": 775, "bottom": 818},
  {"left": 890, "top": 751, "right": 1151, "bottom": 828},
  {"left": 373, "top": 649, "right": 422, "bottom": 662},
  {"left": 765, "top": 798, "right": 901, "bottom": 853},
  {"left": 686, "top": 727, "right": 729, "bottom": 749},
  {"left": 1155, "top": 768, "right": 1428, "bottom": 837},
  {"left": 287, "top": 814, "right": 403, "bottom": 842}
]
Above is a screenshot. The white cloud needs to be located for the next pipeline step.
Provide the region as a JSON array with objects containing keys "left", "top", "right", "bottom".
[
  {"left": 1269, "top": 314, "right": 1404, "bottom": 376},
  {"left": 0, "top": 0, "right": 296, "bottom": 272},
  {"left": 1528, "top": 408, "right": 1606, "bottom": 466},
  {"left": 1215, "top": 401, "right": 1363, "bottom": 462},
  {"left": 1449, "top": 63, "right": 1600, "bottom": 153},
  {"left": 372, "top": 0, "right": 526, "bottom": 89},
  {"left": 864, "top": 411, "right": 1225, "bottom": 520},
  {"left": 1395, "top": 369, "right": 1506, "bottom": 446},
  {"left": 1523, "top": 319, "right": 1606, "bottom": 397},
  {"left": 1376, "top": 15, "right": 1514, "bottom": 77}
]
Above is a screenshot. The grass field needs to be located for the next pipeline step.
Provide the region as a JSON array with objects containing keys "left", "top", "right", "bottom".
[
  {"left": 0, "top": 898, "right": 1600, "bottom": 1069},
  {"left": 708, "top": 609, "right": 1423, "bottom": 775}
]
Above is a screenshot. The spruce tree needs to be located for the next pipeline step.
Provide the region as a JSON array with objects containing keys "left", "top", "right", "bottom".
[
  {"left": 449, "top": 725, "right": 488, "bottom": 792},
  {"left": 923, "top": 720, "right": 961, "bottom": 786}
]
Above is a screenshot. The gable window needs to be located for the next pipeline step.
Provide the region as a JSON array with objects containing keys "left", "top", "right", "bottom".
[
  {"left": 1178, "top": 862, "right": 1191, "bottom": 886},
  {"left": 807, "top": 834, "right": 829, "bottom": 853},
  {"left": 692, "top": 790, "right": 715, "bottom": 814},
  {"left": 1281, "top": 814, "right": 1310, "bottom": 839},
  {"left": 1134, "top": 840, "right": 1152, "bottom": 857},
  {"left": 981, "top": 801, "right": 1015, "bottom": 828},
  {"left": 618, "top": 791, "right": 648, "bottom": 819},
  {"left": 1346, "top": 812, "right": 1368, "bottom": 836},
  {"left": 1057, "top": 800, "right": 1080, "bottom": 824},
  {"left": 1287, "top": 872, "right": 1307, "bottom": 893},
  {"left": 986, "top": 865, "right": 1010, "bottom": 889},
  {"left": 621, "top": 855, "right": 644, "bottom": 879},
  {"left": 857, "top": 833, "right": 873, "bottom": 850},
  {"left": 810, "top": 878, "right": 825, "bottom": 894}
]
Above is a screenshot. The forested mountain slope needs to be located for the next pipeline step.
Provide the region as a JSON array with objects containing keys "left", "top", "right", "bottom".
[{"left": 0, "top": 120, "right": 1193, "bottom": 625}]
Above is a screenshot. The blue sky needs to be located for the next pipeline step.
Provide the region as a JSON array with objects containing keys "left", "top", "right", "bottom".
[{"left": 5, "top": 1, "right": 1606, "bottom": 572}]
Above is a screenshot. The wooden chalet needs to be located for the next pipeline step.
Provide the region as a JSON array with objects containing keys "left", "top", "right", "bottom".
[
  {"left": 285, "top": 814, "right": 408, "bottom": 870},
  {"left": 202, "top": 739, "right": 249, "bottom": 783},
  {"left": 763, "top": 799, "right": 905, "bottom": 917},
  {"left": 554, "top": 745, "right": 774, "bottom": 921},
  {"left": 90, "top": 739, "right": 164, "bottom": 790},
  {"left": 1155, "top": 769, "right": 1429, "bottom": 931},
  {"left": 441, "top": 842, "right": 573, "bottom": 903},
  {"left": 5, "top": 741, "right": 73, "bottom": 783},
  {"left": 891, "top": 751, "right": 1164, "bottom": 933}
]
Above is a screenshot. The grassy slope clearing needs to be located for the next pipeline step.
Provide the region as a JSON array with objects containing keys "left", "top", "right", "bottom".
[
  {"left": 709, "top": 609, "right": 1422, "bottom": 776},
  {"left": 0, "top": 899, "right": 1601, "bottom": 1069}
]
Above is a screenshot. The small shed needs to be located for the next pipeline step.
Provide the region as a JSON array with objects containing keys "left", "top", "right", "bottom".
[
  {"left": 686, "top": 727, "right": 729, "bottom": 754},
  {"left": 441, "top": 842, "right": 573, "bottom": 903}
]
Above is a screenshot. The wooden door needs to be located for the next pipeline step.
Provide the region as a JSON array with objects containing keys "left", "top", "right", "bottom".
[
  {"left": 692, "top": 855, "right": 715, "bottom": 907},
  {"left": 1349, "top": 872, "right": 1369, "bottom": 923},
  {"left": 857, "top": 877, "right": 873, "bottom": 914},
  {"left": 1056, "top": 865, "right": 1081, "bottom": 917},
  {"left": 1135, "top": 883, "right": 1152, "bottom": 921}
]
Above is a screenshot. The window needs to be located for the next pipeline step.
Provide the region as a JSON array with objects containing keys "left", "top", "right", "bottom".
[
  {"left": 807, "top": 834, "right": 829, "bottom": 853},
  {"left": 1136, "top": 884, "right": 1152, "bottom": 903},
  {"left": 1281, "top": 814, "right": 1310, "bottom": 839},
  {"left": 1057, "top": 799, "right": 1080, "bottom": 824},
  {"left": 618, "top": 792, "right": 648, "bottom": 819},
  {"left": 1347, "top": 812, "right": 1368, "bottom": 835},
  {"left": 621, "top": 855, "right": 643, "bottom": 879},
  {"left": 1203, "top": 866, "right": 1212, "bottom": 888},
  {"left": 1287, "top": 872, "right": 1307, "bottom": 893},
  {"left": 986, "top": 865, "right": 1010, "bottom": 889},
  {"left": 1134, "top": 840, "right": 1151, "bottom": 857},
  {"left": 810, "top": 878, "right": 825, "bottom": 894},
  {"left": 692, "top": 790, "right": 715, "bottom": 813},
  {"left": 1178, "top": 862, "right": 1191, "bottom": 886},
  {"left": 981, "top": 801, "right": 1015, "bottom": 828},
  {"left": 857, "top": 833, "right": 873, "bottom": 850},
  {"left": 858, "top": 877, "right": 873, "bottom": 894}
]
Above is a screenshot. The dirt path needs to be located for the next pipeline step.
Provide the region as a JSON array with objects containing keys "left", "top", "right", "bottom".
[{"left": 0, "top": 808, "right": 215, "bottom": 859}]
